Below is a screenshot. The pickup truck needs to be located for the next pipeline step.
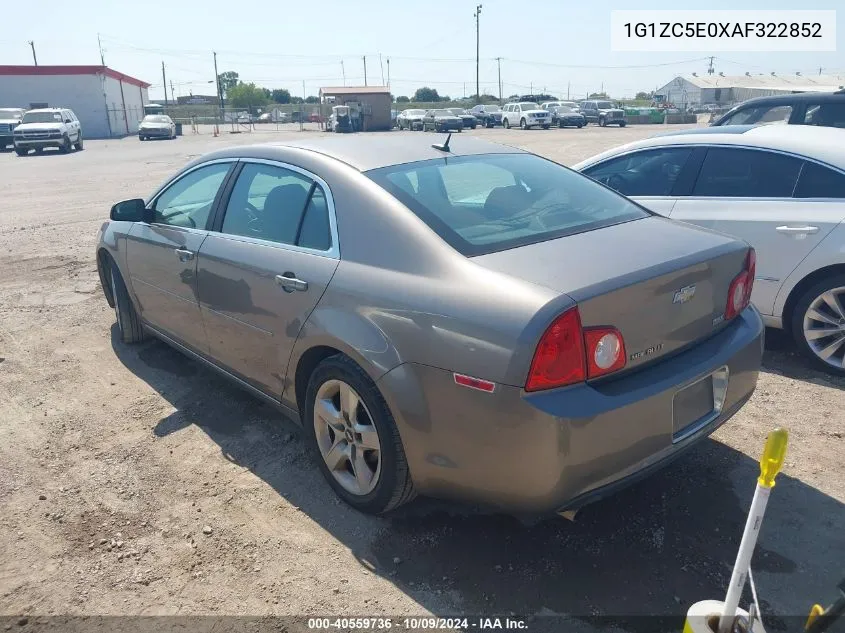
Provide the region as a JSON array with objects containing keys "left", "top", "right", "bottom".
[
  {"left": 13, "top": 108, "right": 83, "bottom": 155},
  {"left": 0, "top": 108, "right": 25, "bottom": 149}
]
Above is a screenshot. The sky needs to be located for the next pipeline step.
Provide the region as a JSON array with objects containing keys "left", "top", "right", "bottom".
[{"left": 1, "top": 0, "right": 842, "bottom": 102}]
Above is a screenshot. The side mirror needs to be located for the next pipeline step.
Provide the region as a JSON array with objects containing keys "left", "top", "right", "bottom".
[
  {"left": 110, "top": 199, "right": 151, "bottom": 223},
  {"left": 64, "top": 119, "right": 72, "bottom": 124}
]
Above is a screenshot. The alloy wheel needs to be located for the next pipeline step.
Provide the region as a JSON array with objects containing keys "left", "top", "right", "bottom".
[
  {"left": 313, "top": 379, "right": 382, "bottom": 496},
  {"left": 802, "top": 286, "right": 845, "bottom": 369}
]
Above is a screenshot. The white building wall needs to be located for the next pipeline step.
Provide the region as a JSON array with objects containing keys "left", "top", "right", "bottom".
[
  {"left": 655, "top": 78, "right": 702, "bottom": 106},
  {"left": 0, "top": 73, "right": 149, "bottom": 138}
]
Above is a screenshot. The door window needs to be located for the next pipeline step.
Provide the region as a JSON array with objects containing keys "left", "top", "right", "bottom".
[
  {"left": 584, "top": 148, "right": 692, "bottom": 196},
  {"left": 221, "top": 162, "right": 329, "bottom": 248},
  {"left": 692, "top": 148, "right": 802, "bottom": 198},
  {"left": 794, "top": 162, "right": 845, "bottom": 199},
  {"left": 720, "top": 104, "right": 792, "bottom": 125},
  {"left": 152, "top": 162, "right": 231, "bottom": 229},
  {"left": 803, "top": 103, "right": 845, "bottom": 128}
]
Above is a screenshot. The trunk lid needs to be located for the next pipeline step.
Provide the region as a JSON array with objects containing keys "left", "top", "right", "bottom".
[{"left": 472, "top": 216, "right": 749, "bottom": 372}]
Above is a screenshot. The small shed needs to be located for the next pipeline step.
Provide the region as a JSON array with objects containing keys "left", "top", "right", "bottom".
[{"left": 319, "top": 86, "right": 391, "bottom": 131}]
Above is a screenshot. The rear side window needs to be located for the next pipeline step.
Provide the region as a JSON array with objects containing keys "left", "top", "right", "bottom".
[
  {"left": 803, "top": 103, "right": 845, "bottom": 128},
  {"left": 692, "top": 148, "right": 802, "bottom": 198},
  {"left": 794, "top": 162, "right": 845, "bottom": 199},
  {"left": 221, "top": 162, "right": 331, "bottom": 250},
  {"left": 367, "top": 153, "right": 648, "bottom": 256},
  {"left": 583, "top": 148, "right": 692, "bottom": 196}
]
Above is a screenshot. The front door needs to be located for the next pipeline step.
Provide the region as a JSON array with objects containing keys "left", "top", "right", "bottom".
[
  {"left": 197, "top": 160, "right": 340, "bottom": 396},
  {"left": 669, "top": 147, "right": 845, "bottom": 316},
  {"left": 125, "top": 161, "right": 234, "bottom": 353}
]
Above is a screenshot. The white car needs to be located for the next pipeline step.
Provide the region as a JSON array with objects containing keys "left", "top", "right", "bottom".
[
  {"left": 574, "top": 125, "right": 845, "bottom": 373},
  {"left": 13, "top": 108, "right": 82, "bottom": 156},
  {"left": 502, "top": 102, "right": 551, "bottom": 130},
  {"left": 138, "top": 114, "right": 177, "bottom": 140}
]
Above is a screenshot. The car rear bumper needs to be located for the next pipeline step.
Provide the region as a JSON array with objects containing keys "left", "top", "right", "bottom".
[{"left": 377, "top": 306, "right": 763, "bottom": 513}]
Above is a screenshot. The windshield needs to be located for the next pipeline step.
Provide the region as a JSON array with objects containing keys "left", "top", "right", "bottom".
[
  {"left": 597, "top": 101, "right": 615, "bottom": 109},
  {"left": 519, "top": 103, "right": 540, "bottom": 110},
  {"left": 142, "top": 115, "right": 170, "bottom": 124},
  {"left": 484, "top": 105, "right": 501, "bottom": 112},
  {"left": 432, "top": 109, "right": 452, "bottom": 116},
  {"left": 366, "top": 153, "right": 648, "bottom": 256},
  {"left": 0, "top": 109, "right": 23, "bottom": 119},
  {"left": 22, "top": 111, "right": 62, "bottom": 124},
  {"left": 448, "top": 109, "right": 465, "bottom": 115}
]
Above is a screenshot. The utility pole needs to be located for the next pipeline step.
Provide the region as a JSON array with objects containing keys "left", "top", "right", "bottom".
[
  {"left": 161, "top": 62, "right": 169, "bottom": 107},
  {"left": 567, "top": 81, "right": 570, "bottom": 100},
  {"left": 341, "top": 60, "right": 346, "bottom": 86},
  {"left": 474, "top": 4, "right": 482, "bottom": 104},
  {"left": 170, "top": 80, "right": 176, "bottom": 101},
  {"left": 379, "top": 53, "right": 385, "bottom": 85},
  {"left": 213, "top": 51, "right": 223, "bottom": 118},
  {"left": 363, "top": 56, "right": 367, "bottom": 86},
  {"left": 707, "top": 56, "right": 715, "bottom": 75},
  {"left": 495, "top": 57, "right": 502, "bottom": 103},
  {"left": 98, "top": 33, "right": 105, "bottom": 65},
  {"left": 819, "top": 67, "right": 823, "bottom": 75},
  {"left": 27, "top": 40, "right": 37, "bottom": 66},
  {"left": 386, "top": 57, "right": 390, "bottom": 90}
]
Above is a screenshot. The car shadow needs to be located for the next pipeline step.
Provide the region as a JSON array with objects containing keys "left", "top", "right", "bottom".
[
  {"left": 762, "top": 327, "right": 845, "bottom": 389},
  {"left": 112, "top": 328, "right": 844, "bottom": 633}
]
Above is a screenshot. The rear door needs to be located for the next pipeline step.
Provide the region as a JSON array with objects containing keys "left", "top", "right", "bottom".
[
  {"left": 126, "top": 160, "right": 235, "bottom": 353},
  {"left": 581, "top": 146, "right": 694, "bottom": 217},
  {"left": 669, "top": 147, "right": 845, "bottom": 316},
  {"left": 197, "top": 159, "right": 339, "bottom": 397}
]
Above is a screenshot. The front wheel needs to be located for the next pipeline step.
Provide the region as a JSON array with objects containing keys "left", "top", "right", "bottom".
[
  {"left": 577, "top": 123, "right": 583, "bottom": 128},
  {"left": 59, "top": 136, "right": 71, "bottom": 153},
  {"left": 304, "top": 355, "right": 416, "bottom": 514},
  {"left": 520, "top": 118, "right": 528, "bottom": 130},
  {"left": 109, "top": 260, "right": 145, "bottom": 344},
  {"left": 619, "top": 121, "right": 627, "bottom": 128},
  {"left": 503, "top": 118, "right": 510, "bottom": 129},
  {"left": 542, "top": 124, "right": 550, "bottom": 130},
  {"left": 791, "top": 276, "right": 845, "bottom": 375},
  {"left": 599, "top": 117, "right": 607, "bottom": 127},
  {"left": 486, "top": 120, "right": 493, "bottom": 128}
]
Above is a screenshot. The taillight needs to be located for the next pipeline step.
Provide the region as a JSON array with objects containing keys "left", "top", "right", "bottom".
[
  {"left": 525, "top": 308, "right": 586, "bottom": 392},
  {"left": 584, "top": 328, "right": 626, "bottom": 379},
  {"left": 725, "top": 248, "right": 756, "bottom": 320},
  {"left": 525, "top": 308, "right": 627, "bottom": 392}
]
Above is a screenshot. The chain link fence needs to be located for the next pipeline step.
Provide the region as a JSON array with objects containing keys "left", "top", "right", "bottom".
[{"left": 160, "top": 104, "right": 330, "bottom": 134}]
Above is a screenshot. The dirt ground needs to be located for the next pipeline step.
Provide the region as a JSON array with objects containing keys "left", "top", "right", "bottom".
[{"left": 0, "top": 124, "right": 843, "bottom": 631}]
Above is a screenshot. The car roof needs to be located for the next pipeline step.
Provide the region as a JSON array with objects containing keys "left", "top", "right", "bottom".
[
  {"left": 27, "top": 108, "right": 65, "bottom": 113},
  {"left": 574, "top": 124, "right": 845, "bottom": 171},
  {"left": 722, "top": 91, "right": 845, "bottom": 107},
  {"left": 201, "top": 135, "right": 526, "bottom": 172}
]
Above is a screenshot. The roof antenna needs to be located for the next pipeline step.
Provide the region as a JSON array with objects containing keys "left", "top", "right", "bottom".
[{"left": 432, "top": 132, "right": 452, "bottom": 153}]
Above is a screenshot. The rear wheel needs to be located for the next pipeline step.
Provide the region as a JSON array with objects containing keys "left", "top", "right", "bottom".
[
  {"left": 619, "top": 121, "right": 627, "bottom": 127},
  {"left": 486, "top": 120, "right": 493, "bottom": 128},
  {"left": 304, "top": 355, "right": 415, "bottom": 514},
  {"left": 15, "top": 148, "right": 27, "bottom": 157},
  {"left": 109, "top": 260, "right": 145, "bottom": 344},
  {"left": 74, "top": 133, "right": 83, "bottom": 151},
  {"left": 577, "top": 123, "right": 583, "bottom": 128},
  {"left": 791, "top": 276, "right": 845, "bottom": 375},
  {"left": 542, "top": 124, "right": 550, "bottom": 130},
  {"left": 599, "top": 117, "right": 607, "bottom": 127}
]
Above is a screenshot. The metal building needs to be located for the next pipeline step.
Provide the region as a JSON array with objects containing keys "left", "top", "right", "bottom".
[
  {"left": 0, "top": 65, "right": 151, "bottom": 139},
  {"left": 319, "top": 86, "right": 392, "bottom": 131},
  {"left": 655, "top": 73, "right": 845, "bottom": 108}
]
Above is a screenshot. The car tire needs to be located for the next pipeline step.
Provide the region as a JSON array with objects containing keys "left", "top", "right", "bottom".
[
  {"left": 109, "top": 260, "right": 145, "bottom": 345},
  {"left": 791, "top": 275, "right": 845, "bottom": 375},
  {"left": 619, "top": 121, "right": 627, "bottom": 127},
  {"left": 304, "top": 354, "right": 416, "bottom": 514},
  {"left": 74, "top": 133, "right": 83, "bottom": 151},
  {"left": 599, "top": 117, "right": 606, "bottom": 127},
  {"left": 520, "top": 118, "right": 528, "bottom": 130},
  {"left": 486, "top": 120, "right": 493, "bottom": 128},
  {"left": 60, "top": 136, "right": 71, "bottom": 153},
  {"left": 503, "top": 118, "right": 510, "bottom": 129},
  {"left": 577, "top": 123, "right": 583, "bottom": 128},
  {"left": 15, "top": 148, "right": 27, "bottom": 157},
  {"left": 542, "top": 124, "right": 550, "bottom": 130}
]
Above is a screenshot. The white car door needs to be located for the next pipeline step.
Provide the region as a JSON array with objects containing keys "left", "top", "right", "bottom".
[
  {"left": 580, "top": 146, "right": 693, "bottom": 217},
  {"left": 669, "top": 147, "right": 845, "bottom": 316}
]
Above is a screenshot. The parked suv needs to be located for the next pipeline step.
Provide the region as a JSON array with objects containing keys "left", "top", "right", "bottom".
[
  {"left": 14, "top": 108, "right": 83, "bottom": 155},
  {"left": 580, "top": 100, "right": 626, "bottom": 127},
  {"left": 502, "top": 102, "right": 551, "bottom": 129},
  {"left": 469, "top": 104, "right": 503, "bottom": 127},
  {"left": 0, "top": 108, "right": 26, "bottom": 149},
  {"left": 711, "top": 90, "right": 845, "bottom": 128}
]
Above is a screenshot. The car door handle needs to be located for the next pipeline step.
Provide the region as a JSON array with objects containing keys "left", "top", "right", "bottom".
[
  {"left": 275, "top": 273, "right": 308, "bottom": 293},
  {"left": 175, "top": 248, "right": 194, "bottom": 262},
  {"left": 776, "top": 225, "right": 819, "bottom": 234}
]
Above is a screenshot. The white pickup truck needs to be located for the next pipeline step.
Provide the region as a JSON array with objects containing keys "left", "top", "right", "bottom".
[
  {"left": 13, "top": 108, "right": 83, "bottom": 156},
  {"left": 0, "top": 108, "right": 25, "bottom": 150}
]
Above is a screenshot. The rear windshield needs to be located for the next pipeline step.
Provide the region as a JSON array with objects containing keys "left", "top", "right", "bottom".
[
  {"left": 366, "top": 153, "right": 649, "bottom": 256},
  {"left": 143, "top": 115, "right": 170, "bottom": 123}
]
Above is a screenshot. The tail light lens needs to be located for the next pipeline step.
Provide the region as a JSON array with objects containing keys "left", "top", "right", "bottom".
[
  {"left": 525, "top": 308, "right": 586, "bottom": 392},
  {"left": 584, "top": 328, "right": 626, "bottom": 379},
  {"left": 525, "top": 309, "right": 627, "bottom": 392},
  {"left": 725, "top": 248, "right": 756, "bottom": 320}
]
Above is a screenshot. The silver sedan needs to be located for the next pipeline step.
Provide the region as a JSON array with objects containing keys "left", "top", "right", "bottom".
[{"left": 96, "top": 136, "right": 763, "bottom": 515}]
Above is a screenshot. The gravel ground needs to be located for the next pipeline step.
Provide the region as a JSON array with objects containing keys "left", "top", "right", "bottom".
[{"left": 0, "top": 124, "right": 843, "bottom": 631}]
